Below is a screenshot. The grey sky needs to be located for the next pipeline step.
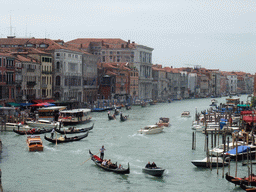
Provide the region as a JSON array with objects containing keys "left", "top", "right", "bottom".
[{"left": 1, "top": 0, "right": 256, "bottom": 73}]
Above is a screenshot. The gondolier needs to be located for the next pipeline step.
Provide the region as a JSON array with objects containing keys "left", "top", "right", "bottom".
[
  {"left": 100, "top": 145, "right": 106, "bottom": 160},
  {"left": 51, "top": 128, "right": 55, "bottom": 139}
]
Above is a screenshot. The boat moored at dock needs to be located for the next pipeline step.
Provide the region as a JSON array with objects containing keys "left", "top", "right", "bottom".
[{"left": 58, "top": 108, "right": 92, "bottom": 125}]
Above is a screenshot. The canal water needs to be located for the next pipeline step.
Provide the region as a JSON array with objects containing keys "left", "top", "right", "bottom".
[{"left": 0, "top": 95, "right": 251, "bottom": 192}]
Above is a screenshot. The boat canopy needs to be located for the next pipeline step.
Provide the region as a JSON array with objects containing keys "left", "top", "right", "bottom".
[
  {"left": 226, "top": 146, "right": 250, "bottom": 155},
  {"left": 243, "top": 116, "right": 256, "bottom": 123}
]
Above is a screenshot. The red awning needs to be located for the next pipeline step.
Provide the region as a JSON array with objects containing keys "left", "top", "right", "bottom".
[
  {"left": 30, "top": 102, "right": 52, "bottom": 107},
  {"left": 241, "top": 111, "right": 256, "bottom": 115},
  {"left": 243, "top": 116, "right": 256, "bottom": 123},
  {"left": 43, "top": 99, "right": 55, "bottom": 103},
  {"left": 32, "top": 99, "right": 43, "bottom": 104}
]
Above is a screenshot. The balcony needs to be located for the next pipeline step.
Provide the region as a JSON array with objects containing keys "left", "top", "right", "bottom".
[
  {"left": 27, "top": 68, "right": 35, "bottom": 72},
  {"left": 6, "top": 65, "right": 15, "bottom": 69},
  {"left": 6, "top": 81, "right": 15, "bottom": 85},
  {"left": 41, "top": 84, "right": 47, "bottom": 88},
  {"left": 27, "top": 81, "right": 36, "bottom": 87},
  {"left": 42, "top": 71, "right": 52, "bottom": 74}
]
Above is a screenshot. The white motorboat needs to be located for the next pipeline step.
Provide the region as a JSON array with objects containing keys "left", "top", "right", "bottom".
[
  {"left": 191, "top": 157, "right": 228, "bottom": 167},
  {"left": 181, "top": 111, "right": 191, "bottom": 117},
  {"left": 0, "top": 122, "right": 30, "bottom": 132},
  {"left": 142, "top": 167, "right": 165, "bottom": 177},
  {"left": 138, "top": 125, "right": 164, "bottom": 134},
  {"left": 26, "top": 119, "right": 60, "bottom": 129}
]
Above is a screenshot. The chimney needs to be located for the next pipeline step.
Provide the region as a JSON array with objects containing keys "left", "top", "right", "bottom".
[
  {"left": 80, "top": 44, "right": 82, "bottom": 49},
  {"left": 128, "top": 40, "right": 130, "bottom": 44}
]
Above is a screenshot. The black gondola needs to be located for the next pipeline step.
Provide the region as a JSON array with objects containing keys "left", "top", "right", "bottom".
[
  {"left": 13, "top": 128, "right": 53, "bottom": 135},
  {"left": 89, "top": 150, "right": 130, "bottom": 174},
  {"left": 44, "top": 132, "right": 89, "bottom": 143},
  {"left": 120, "top": 113, "right": 128, "bottom": 122},
  {"left": 55, "top": 124, "right": 94, "bottom": 134},
  {"left": 240, "top": 183, "right": 256, "bottom": 191},
  {"left": 225, "top": 172, "right": 246, "bottom": 185},
  {"left": 108, "top": 112, "right": 115, "bottom": 120}
]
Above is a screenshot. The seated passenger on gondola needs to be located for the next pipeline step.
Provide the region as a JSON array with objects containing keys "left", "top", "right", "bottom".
[
  {"left": 102, "top": 159, "right": 107, "bottom": 166},
  {"left": 151, "top": 162, "right": 157, "bottom": 168},
  {"left": 145, "top": 162, "right": 151, "bottom": 168}
]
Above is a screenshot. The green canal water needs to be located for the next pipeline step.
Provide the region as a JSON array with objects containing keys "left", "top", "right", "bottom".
[{"left": 0, "top": 95, "right": 251, "bottom": 192}]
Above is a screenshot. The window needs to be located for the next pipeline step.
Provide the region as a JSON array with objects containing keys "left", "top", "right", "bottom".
[
  {"left": 110, "top": 51, "right": 113, "bottom": 54},
  {"left": 0, "top": 58, "right": 1, "bottom": 66},
  {"left": 117, "top": 56, "right": 120, "bottom": 62},
  {"left": 117, "top": 51, "right": 120, "bottom": 54},
  {"left": 56, "top": 61, "right": 60, "bottom": 69},
  {"left": 109, "top": 56, "right": 113, "bottom": 61},
  {"left": 56, "top": 76, "right": 60, "bottom": 86},
  {"left": 56, "top": 53, "right": 60, "bottom": 57},
  {"left": 102, "top": 51, "right": 105, "bottom": 55},
  {"left": 102, "top": 56, "right": 105, "bottom": 62}
]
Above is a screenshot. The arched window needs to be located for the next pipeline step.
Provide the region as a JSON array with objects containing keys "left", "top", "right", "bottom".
[{"left": 56, "top": 76, "right": 61, "bottom": 86}]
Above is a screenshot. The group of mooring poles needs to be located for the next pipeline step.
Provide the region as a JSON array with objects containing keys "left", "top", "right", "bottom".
[{"left": 192, "top": 128, "right": 231, "bottom": 177}]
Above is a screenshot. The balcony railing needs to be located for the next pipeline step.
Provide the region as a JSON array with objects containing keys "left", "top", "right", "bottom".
[
  {"left": 27, "top": 81, "right": 36, "bottom": 87},
  {"left": 42, "top": 71, "right": 52, "bottom": 74},
  {"left": 27, "top": 68, "right": 35, "bottom": 72},
  {"left": 41, "top": 84, "right": 47, "bottom": 88},
  {"left": 6, "top": 65, "right": 15, "bottom": 69}
]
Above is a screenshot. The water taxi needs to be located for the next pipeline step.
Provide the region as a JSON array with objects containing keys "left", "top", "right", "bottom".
[
  {"left": 26, "top": 136, "right": 43, "bottom": 152},
  {"left": 58, "top": 108, "right": 92, "bottom": 125},
  {"left": 138, "top": 125, "right": 164, "bottom": 134},
  {"left": 156, "top": 117, "right": 170, "bottom": 127},
  {"left": 181, "top": 111, "right": 191, "bottom": 117}
]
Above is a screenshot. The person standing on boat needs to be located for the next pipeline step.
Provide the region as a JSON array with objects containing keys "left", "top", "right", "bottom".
[
  {"left": 51, "top": 128, "right": 55, "bottom": 139},
  {"left": 100, "top": 145, "right": 106, "bottom": 160}
]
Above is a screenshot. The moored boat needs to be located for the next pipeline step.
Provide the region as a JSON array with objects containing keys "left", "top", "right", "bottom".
[
  {"left": 26, "top": 136, "right": 43, "bottom": 152},
  {"left": 1, "top": 122, "right": 30, "bottom": 132},
  {"left": 240, "top": 183, "right": 256, "bottom": 191},
  {"left": 44, "top": 132, "right": 89, "bottom": 143},
  {"left": 138, "top": 125, "right": 164, "bottom": 134},
  {"left": 55, "top": 124, "right": 94, "bottom": 134},
  {"left": 142, "top": 167, "right": 165, "bottom": 177},
  {"left": 225, "top": 172, "right": 256, "bottom": 186},
  {"left": 191, "top": 157, "right": 228, "bottom": 167},
  {"left": 26, "top": 119, "right": 60, "bottom": 129},
  {"left": 89, "top": 150, "right": 130, "bottom": 174},
  {"left": 58, "top": 108, "right": 92, "bottom": 125}
]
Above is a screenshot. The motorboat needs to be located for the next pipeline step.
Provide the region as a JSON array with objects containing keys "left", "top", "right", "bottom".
[
  {"left": 26, "top": 119, "right": 60, "bottom": 129},
  {"left": 142, "top": 167, "right": 165, "bottom": 177},
  {"left": 181, "top": 111, "right": 191, "bottom": 117},
  {"left": 138, "top": 125, "right": 164, "bottom": 134},
  {"left": 156, "top": 117, "right": 170, "bottom": 127},
  {"left": 191, "top": 157, "right": 228, "bottom": 167},
  {"left": 26, "top": 136, "right": 43, "bottom": 152}
]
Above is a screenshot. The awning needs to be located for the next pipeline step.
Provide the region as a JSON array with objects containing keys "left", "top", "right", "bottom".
[
  {"left": 44, "top": 99, "right": 56, "bottom": 103},
  {"left": 226, "top": 146, "right": 250, "bottom": 155},
  {"left": 30, "top": 102, "right": 55, "bottom": 107},
  {"left": 237, "top": 104, "right": 250, "bottom": 107},
  {"left": 32, "top": 99, "right": 43, "bottom": 104},
  {"left": 19, "top": 103, "right": 33, "bottom": 107},
  {"left": 243, "top": 116, "right": 256, "bottom": 123},
  {"left": 241, "top": 111, "right": 255, "bottom": 115},
  {"left": 7, "top": 102, "right": 20, "bottom": 107}
]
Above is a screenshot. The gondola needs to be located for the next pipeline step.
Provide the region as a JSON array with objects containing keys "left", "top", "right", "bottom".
[
  {"left": 225, "top": 172, "right": 256, "bottom": 186},
  {"left": 55, "top": 124, "right": 94, "bottom": 134},
  {"left": 125, "top": 105, "right": 131, "bottom": 110},
  {"left": 13, "top": 128, "right": 53, "bottom": 135},
  {"left": 89, "top": 150, "right": 130, "bottom": 174},
  {"left": 120, "top": 113, "right": 128, "bottom": 122},
  {"left": 108, "top": 112, "right": 115, "bottom": 120},
  {"left": 44, "top": 132, "right": 89, "bottom": 143},
  {"left": 240, "top": 183, "right": 256, "bottom": 191}
]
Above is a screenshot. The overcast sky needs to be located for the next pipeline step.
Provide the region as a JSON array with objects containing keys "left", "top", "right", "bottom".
[{"left": 1, "top": 0, "right": 256, "bottom": 73}]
